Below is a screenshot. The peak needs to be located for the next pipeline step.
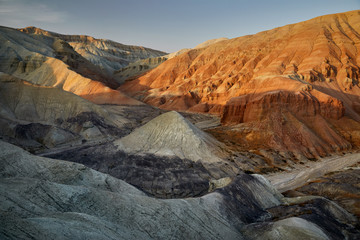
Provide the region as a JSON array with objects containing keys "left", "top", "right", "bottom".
[
  {"left": 159, "top": 110, "right": 186, "bottom": 121},
  {"left": 136, "top": 110, "right": 194, "bottom": 133},
  {"left": 20, "top": 26, "right": 48, "bottom": 33},
  {"left": 19, "top": 26, "right": 61, "bottom": 37},
  {"left": 117, "top": 111, "right": 225, "bottom": 163},
  {"left": 144, "top": 111, "right": 199, "bottom": 132},
  {"left": 22, "top": 26, "right": 37, "bottom": 30}
]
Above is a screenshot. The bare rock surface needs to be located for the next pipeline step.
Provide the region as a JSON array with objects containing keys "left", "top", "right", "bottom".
[
  {"left": 193, "top": 37, "right": 228, "bottom": 49},
  {"left": 43, "top": 110, "right": 234, "bottom": 198},
  {"left": 19, "top": 26, "right": 167, "bottom": 75},
  {"left": 0, "top": 140, "right": 242, "bottom": 239},
  {"left": 113, "top": 38, "right": 228, "bottom": 83},
  {"left": 265, "top": 153, "right": 360, "bottom": 192},
  {"left": 120, "top": 10, "right": 360, "bottom": 158},
  {"left": 114, "top": 56, "right": 168, "bottom": 83},
  {"left": 1, "top": 140, "right": 359, "bottom": 239},
  {"left": 294, "top": 163, "right": 360, "bottom": 219},
  {"left": 0, "top": 73, "right": 130, "bottom": 151},
  {"left": 44, "top": 142, "right": 212, "bottom": 198},
  {"left": 116, "top": 111, "right": 227, "bottom": 163},
  {"left": 0, "top": 26, "right": 142, "bottom": 105}
]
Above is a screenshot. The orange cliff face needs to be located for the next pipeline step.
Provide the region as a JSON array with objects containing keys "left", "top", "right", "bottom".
[{"left": 120, "top": 10, "right": 360, "bottom": 158}]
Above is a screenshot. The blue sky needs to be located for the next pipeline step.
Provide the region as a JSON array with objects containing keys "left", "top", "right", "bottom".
[{"left": 0, "top": 0, "right": 359, "bottom": 52}]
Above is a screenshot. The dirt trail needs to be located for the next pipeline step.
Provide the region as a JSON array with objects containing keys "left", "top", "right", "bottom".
[{"left": 264, "top": 153, "right": 360, "bottom": 193}]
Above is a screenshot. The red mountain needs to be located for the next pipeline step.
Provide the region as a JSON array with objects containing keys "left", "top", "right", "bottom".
[{"left": 120, "top": 10, "right": 360, "bottom": 158}]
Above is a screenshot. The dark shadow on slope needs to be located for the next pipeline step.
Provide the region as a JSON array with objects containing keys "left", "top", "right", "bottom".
[
  {"left": 266, "top": 198, "right": 360, "bottom": 239},
  {"left": 44, "top": 142, "right": 211, "bottom": 199}
]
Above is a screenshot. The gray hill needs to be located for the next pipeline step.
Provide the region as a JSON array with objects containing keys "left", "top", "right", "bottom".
[{"left": 116, "top": 111, "right": 226, "bottom": 163}]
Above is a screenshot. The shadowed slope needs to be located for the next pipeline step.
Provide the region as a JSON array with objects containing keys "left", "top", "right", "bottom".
[{"left": 0, "top": 73, "right": 129, "bottom": 150}]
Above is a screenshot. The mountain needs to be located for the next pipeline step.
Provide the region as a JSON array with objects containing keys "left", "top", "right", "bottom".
[
  {"left": 19, "top": 26, "right": 167, "bottom": 75},
  {"left": 114, "top": 37, "right": 228, "bottom": 83},
  {"left": 116, "top": 111, "right": 226, "bottom": 163},
  {"left": 0, "top": 26, "right": 143, "bottom": 105},
  {"left": 120, "top": 10, "right": 360, "bottom": 158}
]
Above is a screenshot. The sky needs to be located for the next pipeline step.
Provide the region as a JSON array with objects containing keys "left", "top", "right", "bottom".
[{"left": 0, "top": 0, "right": 359, "bottom": 53}]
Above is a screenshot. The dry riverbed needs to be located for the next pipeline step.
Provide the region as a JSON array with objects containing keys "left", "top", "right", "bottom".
[{"left": 264, "top": 153, "right": 360, "bottom": 193}]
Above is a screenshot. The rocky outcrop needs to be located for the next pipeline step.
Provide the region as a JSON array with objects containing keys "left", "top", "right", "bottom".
[
  {"left": 1, "top": 140, "right": 359, "bottom": 239},
  {"left": 43, "top": 111, "right": 231, "bottom": 198},
  {"left": 20, "top": 26, "right": 167, "bottom": 74},
  {"left": 219, "top": 90, "right": 351, "bottom": 157},
  {"left": 0, "top": 73, "right": 107, "bottom": 122},
  {"left": 221, "top": 90, "right": 345, "bottom": 124},
  {"left": 120, "top": 10, "right": 360, "bottom": 158}
]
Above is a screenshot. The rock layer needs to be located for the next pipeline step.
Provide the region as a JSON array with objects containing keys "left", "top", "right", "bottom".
[
  {"left": 121, "top": 10, "right": 360, "bottom": 157},
  {"left": 0, "top": 26, "right": 143, "bottom": 105},
  {"left": 1, "top": 140, "right": 359, "bottom": 239},
  {"left": 116, "top": 111, "right": 225, "bottom": 161},
  {"left": 114, "top": 56, "right": 168, "bottom": 83},
  {"left": 294, "top": 165, "right": 360, "bottom": 219},
  {"left": 0, "top": 73, "right": 129, "bottom": 150},
  {"left": 19, "top": 26, "right": 167, "bottom": 74}
]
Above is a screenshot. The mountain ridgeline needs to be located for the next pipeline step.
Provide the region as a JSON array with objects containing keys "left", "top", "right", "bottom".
[{"left": 120, "top": 10, "right": 360, "bottom": 159}]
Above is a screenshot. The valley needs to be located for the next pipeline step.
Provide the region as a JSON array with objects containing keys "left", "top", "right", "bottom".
[{"left": 1, "top": 9, "right": 360, "bottom": 240}]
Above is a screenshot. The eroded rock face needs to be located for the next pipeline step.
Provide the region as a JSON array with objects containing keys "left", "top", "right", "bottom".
[
  {"left": 0, "top": 26, "right": 143, "bottom": 105},
  {"left": 113, "top": 38, "right": 230, "bottom": 83},
  {"left": 19, "top": 26, "right": 167, "bottom": 75},
  {"left": 294, "top": 166, "right": 360, "bottom": 219},
  {"left": 114, "top": 56, "right": 168, "bottom": 83},
  {"left": 44, "top": 142, "right": 212, "bottom": 198},
  {"left": 1, "top": 141, "right": 359, "bottom": 239},
  {"left": 43, "top": 111, "right": 238, "bottom": 198},
  {"left": 120, "top": 10, "right": 360, "bottom": 157},
  {"left": 221, "top": 90, "right": 345, "bottom": 124},
  {"left": 0, "top": 73, "right": 130, "bottom": 150}
]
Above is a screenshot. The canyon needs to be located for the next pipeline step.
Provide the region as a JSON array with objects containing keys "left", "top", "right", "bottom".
[{"left": 0, "top": 10, "right": 360, "bottom": 240}]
